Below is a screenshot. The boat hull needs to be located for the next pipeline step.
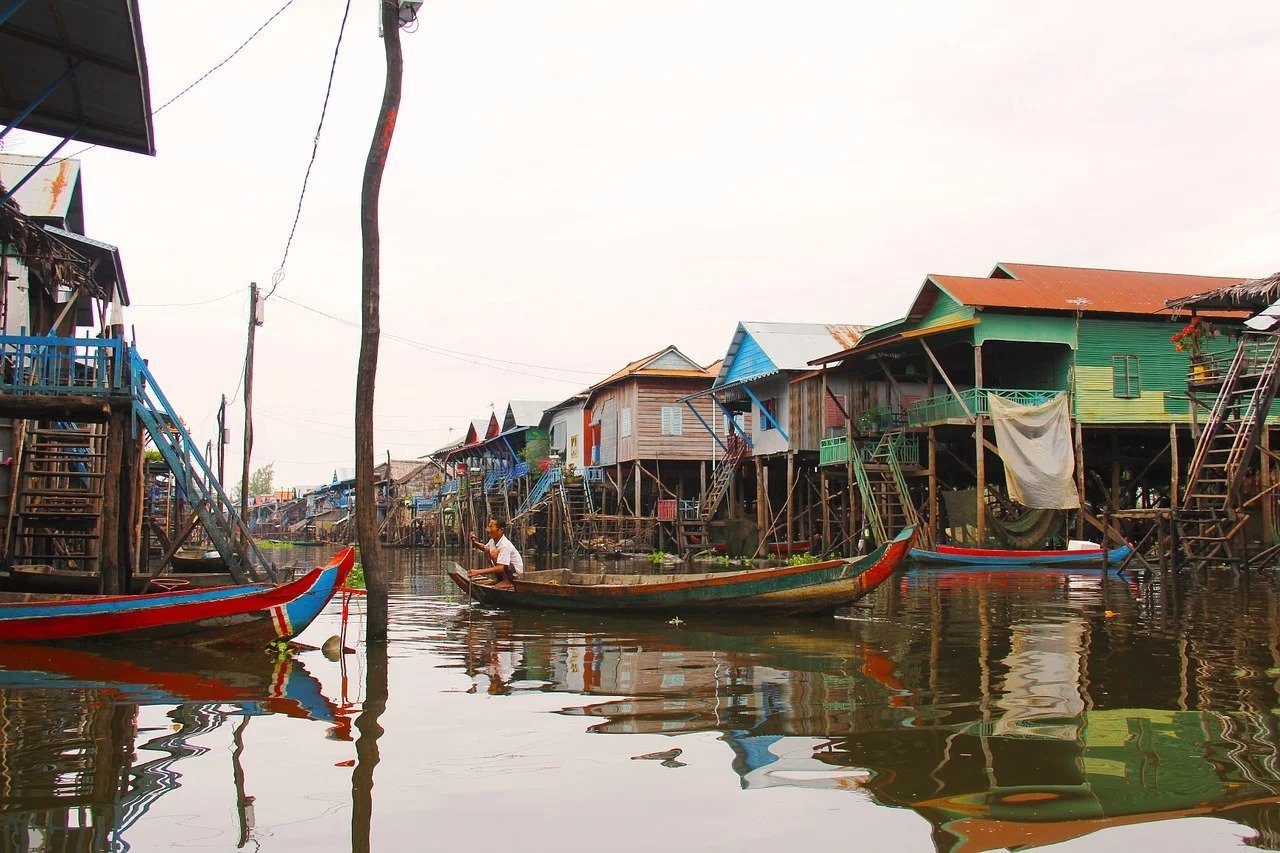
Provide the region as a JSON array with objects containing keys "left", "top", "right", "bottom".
[
  {"left": 2, "top": 565, "right": 239, "bottom": 595},
  {"left": 450, "top": 528, "right": 914, "bottom": 616},
  {"left": 0, "top": 548, "right": 353, "bottom": 644},
  {"left": 910, "top": 544, "right": 1131, "bottom": 569}
]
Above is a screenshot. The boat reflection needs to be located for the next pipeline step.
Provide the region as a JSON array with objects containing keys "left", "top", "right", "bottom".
[
  {"left": 0, "top": 644, "right": 350, "bottom": 852},
  {"left": 448, "top": 568, "right": 1280, "bottom": 851}
]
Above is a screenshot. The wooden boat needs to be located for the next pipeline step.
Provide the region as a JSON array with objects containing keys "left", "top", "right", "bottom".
[
  {"left": 0, "top": 547, "right": 353, "bottom": 644},
  {"left": 448, "top": 528, "right": 915, "bottom": 616},
  {"left": 711, "top": 539, "right": 811, "bottom": 557},
  {"left": 909, "top": 543, "right": 1131, "bottom": 569},
  {"left": 2, "top": 565, "right": 240, "bottom": 595},
  {"left": 170, "top": 549, "right": 227, "bottom": 573}
]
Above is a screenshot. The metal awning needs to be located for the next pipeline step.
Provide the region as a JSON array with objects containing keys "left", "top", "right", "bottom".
[
  {"left": 42, "top": 224, "right": 127, "bottom": 304},
  {"left": 678, "top": 370, "right": 782, "bottom": 403},
  {"left": 0, "top": 0, "right": 155, "bottom": 155}
]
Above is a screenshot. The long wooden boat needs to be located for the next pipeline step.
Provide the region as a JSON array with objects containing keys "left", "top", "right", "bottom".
[
  {"left": 2, "top": 565, "right": 240, "bottom": 595},
  {"left": 448, "top": 528, "right": 915, "bottom": 616},
  {"left": 910, "top": 543, "right": 1131, "bottom": 569},
  {"left": 0, "top": 547, "right": 353, "bottom": 644}
]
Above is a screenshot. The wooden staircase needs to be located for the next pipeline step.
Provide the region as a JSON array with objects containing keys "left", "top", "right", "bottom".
[
  {"left": 1177, "top": 332, "right": 1280, "bottom": 565},
  {"left": 854, "top": 432, "right": 922, "bottom": 547},
  {"left": 557, "top": 472, "right": 591, "bottom": 547},
  {"left": 10, "top": 421, "right": 106, "bottom": 573},
  {"left": 700, "top": 433, "right": 748, "bottom": 522}
]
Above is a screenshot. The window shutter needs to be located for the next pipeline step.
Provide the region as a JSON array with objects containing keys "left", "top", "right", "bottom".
[
  {"left": 620, "top": 407, "right": 633, "bottom": 438},
  {"left": 825, "top": 394, "right": 847, "bottom": 428},
  {"left": 1111, "top": 355, "right": 1141, "bottom": 398},
  {"left": 661, "top": 406, "right": 684, "bottom": 436}
]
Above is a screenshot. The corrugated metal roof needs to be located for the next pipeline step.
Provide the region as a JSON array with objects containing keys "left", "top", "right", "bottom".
[
  {"left": 504, "top": 400, "right": 558, "bottom": 429},
  {"left": 43, "top": 224, "right": 128, "bottom": 304},
  {"left": 715, "top": 322, "right": 867, "bottom": 385},
  {"left": 927, "top": 263, "right": 1247, "bottom": 316},
  {"left": 0, "top": 154, "right": 82, "bottom": 226},
  {"left": 0, "top": 0, "right": 155, "bottom": 155},
  {"left": 587, "top": 345, "right": 712, "bottom": 395}
]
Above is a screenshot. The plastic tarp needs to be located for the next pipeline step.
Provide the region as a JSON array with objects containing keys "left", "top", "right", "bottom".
[
  {"left": 941, "top": 489, "right": 1066, "bottom": 548},
  {"left": 988, "top": 393, "right": 1079, "bottom": 510}
]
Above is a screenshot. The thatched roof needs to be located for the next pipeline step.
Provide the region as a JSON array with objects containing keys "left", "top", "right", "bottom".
[{"left": 1166, "top": 271, "right": 1280, "bottom": 312}]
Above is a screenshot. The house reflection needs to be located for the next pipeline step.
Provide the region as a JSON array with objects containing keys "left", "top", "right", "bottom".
[
  {"left": 451, "top": 570, "right": 1280, "bottom": 851},
  {"left": 0, "top": 646, "right": 348, "bottom": 852}
]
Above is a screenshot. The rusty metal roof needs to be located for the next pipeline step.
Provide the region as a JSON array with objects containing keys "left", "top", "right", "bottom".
[
  {"left": 925, "top": 263, "right": 1247, "bottom": 316},
  {"left": 0, "top": 0, "right": 154, "bottom": 155}
]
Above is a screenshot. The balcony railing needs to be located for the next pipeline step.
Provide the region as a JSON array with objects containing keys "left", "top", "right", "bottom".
[
  {"left": 907, "top": 387, "right": 1063, "bottom": 426},
  {"left": 0, "top": 334, "right": 125, "bottom": 395},
  {"left": 855, "top": 405, "right": 905, "bottom": 433},
  {"left": 819, "top": 434, "right": 922, "bottom": 467}
]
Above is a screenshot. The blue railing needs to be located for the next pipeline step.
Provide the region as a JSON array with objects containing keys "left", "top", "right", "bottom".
[
  {"left": 514, "top": 467, "right": 562, "bottom": 518},
  {"left": 505, "top": 461, "right": 530, "bottom": 485},
  {"left": 129, "top": 350, "right": 278, "bottom": 584},
  {"left": 0, "top": 334, "right": 124, "bottom": 395}
]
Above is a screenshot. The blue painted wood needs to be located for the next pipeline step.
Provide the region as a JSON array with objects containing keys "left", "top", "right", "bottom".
[
  {"left": 743, "top": 384, "right": 789, "bottom": 442},
  {"left": 710, "top": 393, "right": 753, "bottom": 449},
  {"left": 0, "top": 583, "right": 266, "bottom": 622},
  {"left": 723, "top": 331, "right": 777, "bottom": 385},
  {"left": 685, "top": 400, "right": 728, "bottom": 453}
]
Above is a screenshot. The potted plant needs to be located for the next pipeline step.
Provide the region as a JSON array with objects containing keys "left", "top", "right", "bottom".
[{"left": 1173, "top": 317, "right": 1214, "bottom": 380}]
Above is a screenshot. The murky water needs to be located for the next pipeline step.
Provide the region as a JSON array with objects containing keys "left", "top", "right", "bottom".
[{"left": 3, "top": 548, "right": 1280, "bottom": 851}]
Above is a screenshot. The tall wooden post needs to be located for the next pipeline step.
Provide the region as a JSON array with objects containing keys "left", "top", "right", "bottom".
[
  {"left": 1264, "top": 427, "right": 1275, "bottom": 546},
  {"left": 357, "top": 0, "right": 404, "bottom": 645},
  {"left": 240, "top": 281, "right": 259, "bottom": 551},
  {"left": 1109, "top": 430, "right": 1121, "bottom": 513},
  {"left": 1170, "top": 423, "right": 1180, "bottom": 505},
  {"left": 845, "top": 410, "right": 856, "bottom": 554},
  {"left": 820, "top": 471, "right": 830, "bottom": 548},
  {"left": 928, "top": 426, "right": 938, "bottom": 548},
  {"left": 100, "top": 408, "right": 126, "bottom": 594},
  {"left": 974, "top": 344, "right": 985, "bottom": 546},
  {"left": 785, "top": 452, "right": 795, "bottom": 551},
  {"left": 1075, "top": 421, "right": 1086, "bottom": 540}
]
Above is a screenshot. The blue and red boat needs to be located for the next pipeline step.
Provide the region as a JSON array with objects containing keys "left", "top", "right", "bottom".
[
  {"left": 910, "top": 543, "right": 1131, "bottom": 570},
  {"left": 0, "top": 548, "right": 353, "bottom": 644}
]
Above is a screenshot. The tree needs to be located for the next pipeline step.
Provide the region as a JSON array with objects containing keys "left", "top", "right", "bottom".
[
  {"left": 232, "top": 463, "right": 275, "bottom": 503},
  {"left": 356, "top": 0, "right": 403, "bottom": 646}
]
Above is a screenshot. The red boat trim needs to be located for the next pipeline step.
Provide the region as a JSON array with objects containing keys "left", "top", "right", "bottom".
[{"left": 933, "top": 545, "right": 1104, "bottom": 559}]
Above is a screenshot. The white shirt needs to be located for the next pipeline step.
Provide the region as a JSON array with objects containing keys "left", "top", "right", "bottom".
[{"left": 486, "top": 535, "right": 524, "bottom": 575}]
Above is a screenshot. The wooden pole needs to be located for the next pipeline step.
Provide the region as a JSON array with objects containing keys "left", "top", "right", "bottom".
[
  {"left": 928, "top": 426, "right": 939, "bottom": 548},
  {"left": 974, "top": 344, "right": 986, "bottom": 545},
  {"left": 785, "top": 452, "right": 795, "bottom": 550},
  {"left": 240, "top": 282, "right": 259, "bottom": 551},
  {"left": 845, "top": 409, "right": 857, "bottom": 555},
  {"left": 100, "top": 409, "right": 125, "bottom": 594},
  {"left": 1265, "top": 427, "right": 1275, "bottom": 547},
  {"left": 820, "top": 470, "right": 830, "bottom": 548},
  {"left": 1075, "top": 420, "right": 1086, "bottom": 540},
  {"left": 1169, "top": 423, "right": 1180, "bottom": 506},
  {"left": 357, "top": 1, "right": 403, "bottom": 645},
  {"left": 1109, "top": 430, "right": 1121, "bottom": 514}
]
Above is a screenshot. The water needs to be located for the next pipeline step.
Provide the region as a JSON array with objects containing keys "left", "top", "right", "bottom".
[{"left": 3, "top": 548, "right": 1280, "bottom": 851}]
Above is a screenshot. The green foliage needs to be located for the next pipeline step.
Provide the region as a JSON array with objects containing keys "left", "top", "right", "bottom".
[
  {"left": 522, "top": 436, "right": 550, "bottom": 469},
  {"left": 232, "top": 463, "right": 275, "bottom": 503},
  {"left": 256, "top": 539, "right": 291, "bottom": 550},
  {"left": 708, "top": 555, "right": 732, "bottom": 568},
  {"left": 144, "top": 449, "right": 163, "bottom": 464},
  {"left": 347, "top": 562, "right": 366, "bottom": 589},
  {"left": 648, "top": 551, "right": 667, "bottom": 565},
  {"left": 788, "top": 553, "right": 821, "bottom": 566}
]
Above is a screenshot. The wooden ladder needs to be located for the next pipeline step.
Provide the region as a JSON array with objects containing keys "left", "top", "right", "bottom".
[
  {"left": 700, "top": 433, "right": 749, "bottom": 521},
  {"left": 1177, "top": 332, "right": 1280, "bottom": 564},
  {"left": 11, "top": 421, "right": 107, "bottom": 573}
]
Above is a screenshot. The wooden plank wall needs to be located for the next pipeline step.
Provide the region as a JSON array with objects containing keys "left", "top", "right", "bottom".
[{"left": 627, "top": 378, "right": 718, "bottom": 463}]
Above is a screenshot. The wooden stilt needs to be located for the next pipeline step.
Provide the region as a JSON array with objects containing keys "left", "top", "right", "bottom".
[
  {"left": 1109, "top": 431, "right": 1121, "bottom": 514},
  {"left": 974, "top": 344, "right": 986, "bottom": 546},
  {"left": 99, "top": 409, "right": 125, "bottom": 594},
  {"left": 1265, "top": 427, "right": 1276, "bottom": 547},
  {"left": 1170, "top": 423, "right": 1180, "bottom": 507},
  {"left": 928, "top": 426, "right": 939, "bottom": 548},
  {"left": 820, "top": 469, "right": 830, "bottom": 548},
  {"left": 1075, "top": 421, "right": 1086, "bottom": 540},
  {"left": 785, "top": 452, "right": 795, "bottom": 551}
]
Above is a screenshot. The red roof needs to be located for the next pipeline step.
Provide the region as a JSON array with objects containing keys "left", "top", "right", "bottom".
[{"left": 923, "top": 263, "right": 1247, "bottom": 316}]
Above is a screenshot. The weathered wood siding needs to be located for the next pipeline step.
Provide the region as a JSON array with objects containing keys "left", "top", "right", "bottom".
[{"left": 629, "top": 378, "right": 717, "bottom": 462}]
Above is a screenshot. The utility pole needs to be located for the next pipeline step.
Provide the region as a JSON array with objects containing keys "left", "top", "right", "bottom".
[
  {"left": 358, "top": 0, "right": 407, "bottom": 645},
  {"left": 241, "top": 282, "right": 261, "bottom": 549},
  {"left": 217, "top": 393, "right": 228, "bottom": 488}
]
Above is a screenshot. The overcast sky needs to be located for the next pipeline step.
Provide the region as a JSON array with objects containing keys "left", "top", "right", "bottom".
[{"left": 5, "top": 1, "right": 1280, "bottom": 489}]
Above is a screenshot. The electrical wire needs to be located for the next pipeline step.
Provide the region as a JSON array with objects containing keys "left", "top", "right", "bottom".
[
  {"left": 23, "top": 0, "right": 300, "bottom": 166},
  {"left": 266, "top": 0, "right": 354, "bottom": 299},
  {"left": 274, "top": 294, "right": 607, "bottom": 382},
  {"left": 129, "top": 288, "right": 243, "bottom": 309}
]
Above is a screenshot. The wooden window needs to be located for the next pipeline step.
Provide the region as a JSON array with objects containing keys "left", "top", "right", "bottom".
[
  {"left": 760, "top": 397, "right": 778, "bottom": 431},
  {"left": 660, "top": 406, "right": 684, "bottom": 436},
  {"left": 620, "top": 406, "right": 633, "bottom": 438},
  {"left": 1112, "top": 355, "right": 1141, "bottom": 399},
  {"left": 824, "top": 394, "right": 847, "bottom": 429}
]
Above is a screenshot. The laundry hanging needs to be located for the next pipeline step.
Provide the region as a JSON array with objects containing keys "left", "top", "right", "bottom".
[{"left": 987, "top": 393, "right": 1079, "bottom": 510}]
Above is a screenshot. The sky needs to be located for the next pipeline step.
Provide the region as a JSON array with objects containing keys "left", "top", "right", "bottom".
[{"left": 5, "top": 0, "right": 1280, "bottom": 489}]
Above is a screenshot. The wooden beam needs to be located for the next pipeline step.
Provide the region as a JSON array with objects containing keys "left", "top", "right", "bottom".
[
  {"left": 974, "top": 343, "right": 986, "bottom": 545},
  {"left": 927, "top": 427, "right": 938, "bottom": 549},
  {"left": 0, "top": 394, "right": 112, "bottom": 422},
  {"left": 921, "top": 338, "right": 975, "bottom": 423}
]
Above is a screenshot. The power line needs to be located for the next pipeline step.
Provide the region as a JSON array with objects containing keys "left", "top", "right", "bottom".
[
  {"left": 129, "top": 288, "right": 243, "bottom": 308},
  {"left": 266, "top": 0, "right": 354, "bottom": 300},
  {"left": 274, "top": 294, "right": 606, "bottom": 382},
  {"left": 30, "top": 0, "right": 300, "bottom": 166}
]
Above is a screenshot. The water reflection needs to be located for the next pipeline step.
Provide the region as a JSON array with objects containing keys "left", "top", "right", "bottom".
[
  {"left": 0, "top": 644, "right": 350, "bottom": 852},
  {"left": 442, "top": 565, "right": 1280, "bottom": 851}
]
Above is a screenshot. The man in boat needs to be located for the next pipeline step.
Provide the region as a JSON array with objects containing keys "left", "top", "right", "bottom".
[{"left": 468, "top": 519, "right": 524, "bottom": 588}]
